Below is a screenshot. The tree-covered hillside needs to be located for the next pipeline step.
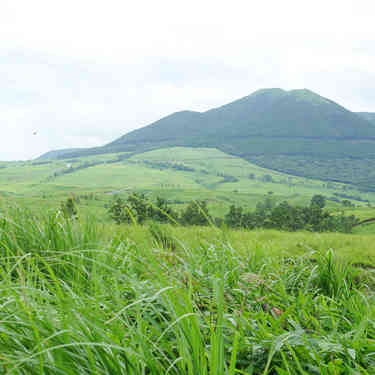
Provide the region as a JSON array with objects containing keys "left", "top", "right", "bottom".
[
  {"left": 39, "top": 89, "right": 375, "bottom": 190},
  {"left": 108, "top": 89, "right": 375, "bottom": 143},
  {"left": 358, "top": 112, "right": 375, "bottom": 125}
]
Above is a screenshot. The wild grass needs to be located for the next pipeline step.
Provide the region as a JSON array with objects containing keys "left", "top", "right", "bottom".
[{"left": 0, "top": 206, "right": 375, "bottom": 374}]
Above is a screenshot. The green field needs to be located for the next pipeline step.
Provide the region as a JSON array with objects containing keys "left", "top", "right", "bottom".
[
  {"left": 1, "top": 144, "right": 375, "bottom": 373},
  {"left": 1, "top": 147, "right": 375, "bottom": 222}
]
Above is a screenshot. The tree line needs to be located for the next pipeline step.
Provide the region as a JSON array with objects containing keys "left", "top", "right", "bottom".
[
  {"left": 107, "top": 193, "right": 359, "bottom": 233},
  {"left": 108, "top": 193, "right": 210, "bottom": 226},
  {"left": 224, "top": 195, "right": 358, "bottom": 233}
]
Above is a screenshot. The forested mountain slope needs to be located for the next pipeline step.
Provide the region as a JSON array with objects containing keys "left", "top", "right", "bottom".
[
  {"left": 39, "top": 89, "right": 375, "bottom": 190},
  {"left": 358, "top": 112, "right": 375, "bottom": 125}
]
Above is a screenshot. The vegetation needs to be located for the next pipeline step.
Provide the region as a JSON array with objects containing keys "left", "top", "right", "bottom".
[
  {"left": 0, "top": 204, "right": 374, "bottom": 374},
  {"left": 225, "top": 196, "right": 359, "bottom": 233},
  {"left": 38, "top": 89, "right": 375, "bottom": 190},
  {"left": 60, "top": 197, "right": 78, "bottom": 219},
  {"left": 108, "top": 193, "right": 212, "bottom": 226},
  {"left": 3, "top": 148, "right": 375, "bottom": 213},
  {"left": 107, "top": 193, "right": 359, "bottom": 233},
  {"left": 3, "top": 83, "right": 375, "bottom": 372},
  {"left": 358, "top": 112, "right": 375, "bottom": 125}
]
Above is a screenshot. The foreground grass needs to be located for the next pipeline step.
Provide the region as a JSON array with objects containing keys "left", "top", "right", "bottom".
[{"left": 0, "top": 207, "right": 375, "bottom": 374}]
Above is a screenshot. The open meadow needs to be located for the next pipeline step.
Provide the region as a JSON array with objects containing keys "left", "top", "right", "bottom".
[
  {"left": 0, "top": 202, "right": 375, "bottom": 374},
  {"left": 3, "top": 3, "right": 375, "bottom": 373},
  {"left": 1, "top": 147, "right": 375, "bottom": 373},
  {"left": 2, "top": 147, "right": 375, "bottom": 222}
]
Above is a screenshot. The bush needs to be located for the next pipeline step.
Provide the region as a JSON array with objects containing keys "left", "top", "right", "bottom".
[
  {"left": 108, "top": 194, "right": 178, "bottom": 225},
  {"left": 180, "top": 200, "right": 211, "bottom": 226}
]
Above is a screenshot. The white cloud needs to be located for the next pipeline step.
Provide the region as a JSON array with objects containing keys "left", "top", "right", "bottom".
[{"left": 1, "top": 0, "right": 375, "bottom": 160}]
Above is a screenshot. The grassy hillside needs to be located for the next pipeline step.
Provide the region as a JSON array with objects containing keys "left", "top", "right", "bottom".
[
  {"left": 3, "top": 147, "right": 375, "bottom": 201},
  {"left": 39, "top": 89, "right": 375, "bottom": 190},
  {"left": 2, "top": 147, "right": 375, "bottom": 225}
]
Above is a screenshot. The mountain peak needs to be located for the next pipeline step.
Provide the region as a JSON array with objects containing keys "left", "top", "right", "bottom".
[
  {"left": 286, "top": 88, "right": 333, "bottom": 105},
  {"left": 251, "top": 88, "right": 286, "bottom": 96},
  {"left": 40, "top": 87, "right": 375, "bottom": 158}
]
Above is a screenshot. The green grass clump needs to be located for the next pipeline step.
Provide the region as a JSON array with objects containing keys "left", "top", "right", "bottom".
[{"left": 0, "top": 208, "right": 375, "bottom": 374}]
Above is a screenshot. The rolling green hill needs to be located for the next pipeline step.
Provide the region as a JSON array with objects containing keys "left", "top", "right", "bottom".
[
  {"left": 39, "top": 89, "right": 375, "bottom": 189},
  {"left": 2, "top": 147, "right": 375, "bottom": 221}
]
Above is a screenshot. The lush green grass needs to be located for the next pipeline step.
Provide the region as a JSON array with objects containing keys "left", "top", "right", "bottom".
[
  {"left": 1, "top": 148, "right": 373, "bottom": 202},
  {"left": 1, "top": 147, "right": 375, "bottom": 223},
  {"left": 1, "top": 205, "right": 375, "bottom": 374}
]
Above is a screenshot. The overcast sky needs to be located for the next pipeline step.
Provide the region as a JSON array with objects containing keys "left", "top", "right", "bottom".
[{"left": 1, "top": 0, "right": 375, "bottom": 160}]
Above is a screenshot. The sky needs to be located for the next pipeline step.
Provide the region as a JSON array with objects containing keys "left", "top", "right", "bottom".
[{"left": 1, "top": 0, "right": 375, "bottom": 160}]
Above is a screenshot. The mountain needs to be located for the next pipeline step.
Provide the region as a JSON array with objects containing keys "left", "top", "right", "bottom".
[
  {"left": 39, "top": 88, "right": 375, "bottom": 190},
  {"left": 357, "top": 112, "right": 375, "bottom": 126},
  {"left": 37, "top": 148, "right": 86, "bottom": 160},
  {"left": 109, "top": 88, "right": 375, "bottom": 145}
]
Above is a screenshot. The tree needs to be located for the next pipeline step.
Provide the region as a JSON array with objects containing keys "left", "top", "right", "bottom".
[
  {"left": 311, "top": 194, "right": 326, "bottom": 209},
  {"left": 181, "top": 200, "right": 211, "bottom": 226},
  {"left": 127, "top": 193, "right": 150, "bottom": 224},
  {"left": 269, "top": 201, "right": 304, "bottom": 231},
  {"left": 108, "top": 197, "right": 128, "bottom": 224},
  {"left": 255, "top": 194, "right": 274, "bottom": 215},
  {"left": 342, "top": 200, "right": 353, "bottom": 207},
  {"left": 151, "top": 197, "right": 178, "bottom": 223},
  {"left": 224, "top": 205, "right": 243, "bottom": 228}
]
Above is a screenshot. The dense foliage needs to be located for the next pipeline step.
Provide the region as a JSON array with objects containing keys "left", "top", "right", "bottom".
[
  {"left": 108, "top": 193, "right": 212, "bottom": 226},
  {"left": 108, "top": 193, "right": 359, "bottom": 233},
  {"left": 225, "top": 195, "right": 359, "bottom": 233}
]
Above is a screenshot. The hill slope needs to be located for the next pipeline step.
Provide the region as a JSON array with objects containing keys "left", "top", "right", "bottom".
[
  {"left": 39, "top": 89, "right": 375, "bottom": 189},
  {"left": 4, "top": 148, "right": 375, "bottom": 216},
  {"left": 358, "top": 112, "right": 375, "bottom": 125}
]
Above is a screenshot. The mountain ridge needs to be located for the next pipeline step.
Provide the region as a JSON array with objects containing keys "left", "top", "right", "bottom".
[
  {"left": 358, "top": 112, "right": 375, "bottom": 125},
  {"left": 108, "top": 88, "right": 375, "bottom": 145},
  {"left": 38, "top": 88, "right": 375, "bottom": 190}
]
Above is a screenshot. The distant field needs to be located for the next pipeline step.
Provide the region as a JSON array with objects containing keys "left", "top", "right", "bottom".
[{"left": 1, "top": 147, "right": 375, "bottom": 225}]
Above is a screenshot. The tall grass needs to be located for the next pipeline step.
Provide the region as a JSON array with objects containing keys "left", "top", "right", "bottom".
[{"left": 0, "top": 206, "right": 374, "bottom": 373}]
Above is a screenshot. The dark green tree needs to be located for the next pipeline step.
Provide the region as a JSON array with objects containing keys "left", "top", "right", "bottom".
[
  {"left": 268, "top": 202, "right": 305, "bottom": 231},
  {"left": 224, "top": 205, "right": 243, "bottom": 228},
  {"left": 342, "top": 200, "right": 353, "bottom": 207},
  {"left": 311, "top": 194, "right": 326, "bottom": 209},
  {"left": 181, "top": 200, "right": 211, "bottom": 226},
  {"left": 151, "top": 197, "right": 177, "bottom": 223},
  {"left": 108, "top": 197, "right": 128, "bottom": 224},
  {"left": 126, "top": 192, "right": 150, "bottom": 224}
]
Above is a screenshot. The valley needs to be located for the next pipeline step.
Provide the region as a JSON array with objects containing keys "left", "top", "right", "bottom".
[
  {"left": 1, "top": 147, "right": 375, "bottom": 225},
  {"left": 1, "top": 89, "right": 375, "bottom": 374}
]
